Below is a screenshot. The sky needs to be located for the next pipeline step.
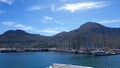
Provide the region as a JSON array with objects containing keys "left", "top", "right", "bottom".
[{"left": 0, "top": 0, "right": 120, "bottom": 36}]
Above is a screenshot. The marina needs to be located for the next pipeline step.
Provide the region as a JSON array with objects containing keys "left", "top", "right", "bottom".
[{"left": 0, "top": 0, "right": 119, "bottom": 68}]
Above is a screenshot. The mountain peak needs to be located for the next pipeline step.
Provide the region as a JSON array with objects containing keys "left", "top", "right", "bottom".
[
  {"left": 2, "top": 29, "right": 27, "bottom": 36},
  {"left": 80, "top": 22, "right": 105, "bottom": 30}
]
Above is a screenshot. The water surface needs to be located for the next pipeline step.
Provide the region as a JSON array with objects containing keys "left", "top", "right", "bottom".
[{"left": 0, "top": 52, "right": 120, "bottom": 68}]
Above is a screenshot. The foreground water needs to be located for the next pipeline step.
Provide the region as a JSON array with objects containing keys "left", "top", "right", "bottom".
[{"left": 0, "top": 52, "right": 120, "bottom": 68}]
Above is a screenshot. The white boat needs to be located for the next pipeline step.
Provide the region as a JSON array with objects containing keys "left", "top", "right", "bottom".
[{"left": 49, "top": 63, "right": 93, "bottom": 68}]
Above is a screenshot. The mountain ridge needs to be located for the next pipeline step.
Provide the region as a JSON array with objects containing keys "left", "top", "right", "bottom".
[{"left": 0, "top": 22, "right": 120, "bottom": 49}]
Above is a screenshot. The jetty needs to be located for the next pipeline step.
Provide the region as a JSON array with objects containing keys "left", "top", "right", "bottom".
[{"left": 49, "top": 63, "right": 93, "bottom": 68}]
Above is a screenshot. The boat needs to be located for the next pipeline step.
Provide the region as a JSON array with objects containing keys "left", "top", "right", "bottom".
[
  {"left": 49, "top": 63, "right": 93, "bottom": 68},
  {"left": 93, "top": 51, "right": 110, "bottom": 56}
]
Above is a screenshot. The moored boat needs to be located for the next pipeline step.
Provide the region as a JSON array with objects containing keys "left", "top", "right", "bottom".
[{"left": 93, "top": 51, "right": 110, "bottom": 56}]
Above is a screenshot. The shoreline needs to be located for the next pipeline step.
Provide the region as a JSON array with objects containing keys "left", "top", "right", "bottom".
[{"left": 0, "top": 48, "right": 120, "bottom": 56}]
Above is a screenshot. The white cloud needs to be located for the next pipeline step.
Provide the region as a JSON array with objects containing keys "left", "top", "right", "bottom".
[
  {"left": 0, "top": 10, "right": 5, "bottom": 14},
  {"left": 15, "top": 24, "right": 34, "bottom": 30},
  {"left": 99, "top": 19, "right": 120, "bottom": 24},
  {"left": 37, "top": 27, "right": 68, "bottom": 34},
  {"left": 1, "top": 21, "right": 34, "bottom": 30},
  {"left": 42, "top": 16, "right": 53, "bottom": 23},
  {"left": 57, "top": 1, "right": 108, "bottom": 13},
  {"left": 2, "top": 22, "right": 14, "bottom": 26},
  {"left": 1, "top": 21, "right": 68, "bottom": 35},
  {"left": 42, "top": 16, "right": 62, "bottom": 24},
  {"left": 27, "top": 5, "right": 41, "bottom": 11},
  {"left": 0, "top": 0, "right": 13, "bottom": 5},
  {"left": 38, "top": 29, "right": 59, "bottom": 34},
  {"left": 44, "top": 16, "right": 53, "bottom": 21}
]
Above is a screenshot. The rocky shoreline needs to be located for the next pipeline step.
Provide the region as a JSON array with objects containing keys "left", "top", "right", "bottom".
[{"left": 0, "top": 48, "right": 120, "bottom": 56}]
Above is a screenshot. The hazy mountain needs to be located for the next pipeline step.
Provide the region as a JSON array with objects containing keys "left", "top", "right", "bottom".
[{"left": 0, "top": 22, "right": 120, "bottom": 49}]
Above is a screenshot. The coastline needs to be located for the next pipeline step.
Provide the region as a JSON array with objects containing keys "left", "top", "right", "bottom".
[{"left": 0, "top": 48, "right": 120, "bottom": 56}]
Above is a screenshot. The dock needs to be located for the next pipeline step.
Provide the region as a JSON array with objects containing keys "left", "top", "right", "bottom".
[{"left": 49, "top": 63, "right": 93, "bottom": 68}]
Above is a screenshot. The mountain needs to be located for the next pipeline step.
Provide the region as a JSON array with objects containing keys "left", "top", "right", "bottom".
[
  {"left": 1, "top": 29, "right": 43, "bottom": 41},
  {"left": 53, "top": 22, "right": 120, "bottom": 49},
  {"left": 0, "top": 22, "right": 120, "bottom": 49},
  {"left": 80, "top": 22, "right": 106, "bottom": 29},
  {"left": 0, "top": 30, "right": 53, "bottom": 48}
]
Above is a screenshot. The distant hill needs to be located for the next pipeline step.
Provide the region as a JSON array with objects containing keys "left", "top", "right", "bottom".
[
  {"left": 0, "top": 30, "right": 53, "bottom": 48},
  {"left": 0, "top": 22, "right": 120, "bottom": 49}
]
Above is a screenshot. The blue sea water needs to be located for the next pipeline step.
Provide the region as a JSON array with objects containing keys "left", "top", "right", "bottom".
[{"left": 0, "top": 52, "right": 120, "bottom": 68}]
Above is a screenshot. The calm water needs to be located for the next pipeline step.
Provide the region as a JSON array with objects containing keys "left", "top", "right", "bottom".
[{"left": 0, "top": 52, "right": 120, "bottom": 68}]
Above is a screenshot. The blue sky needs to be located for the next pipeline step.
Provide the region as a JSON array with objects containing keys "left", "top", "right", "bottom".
[{"left": 0, "top": 0, "right": 120, "bottom": 36}]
